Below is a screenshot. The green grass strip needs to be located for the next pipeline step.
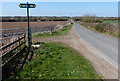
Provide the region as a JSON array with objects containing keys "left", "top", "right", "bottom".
[
  {"left": 14, "top": 42, "right": 102, "bottom": 79},
  {"left": 32, "top": 24, "right": 72, "bottom": 37}
]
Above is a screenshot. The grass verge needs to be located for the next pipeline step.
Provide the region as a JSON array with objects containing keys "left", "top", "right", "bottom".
[
  {"left": 13, "top": 42, "right": 102, "bottom": 79},
  {"left": 79, "top": 24, "right": 119, "bottom": 39},
  {"left": 32, "top": 24, "right": 72, "bottom": 37},
  {"left": 80, "top": 25, "right": 96, "bottom": 32},
  {"left": 103, "top": 20, "right": 119, "bottom": 23}
]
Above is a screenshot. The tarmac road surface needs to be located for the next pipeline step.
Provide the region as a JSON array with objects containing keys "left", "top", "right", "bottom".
[{"left": 74, "top": 23, "right": 118, "bottom": 70}]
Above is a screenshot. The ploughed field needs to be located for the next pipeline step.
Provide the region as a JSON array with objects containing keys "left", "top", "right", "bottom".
[
  {"left": 1, "top": 21, "right": 68, "bottom": 55},
  {"left": 2, "top": 21, "right": 68, "bottom": 29}
]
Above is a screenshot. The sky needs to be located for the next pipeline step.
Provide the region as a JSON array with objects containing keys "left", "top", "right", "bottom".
[{"left": 1, "top": 2, "right": 118, "bottom": 17}]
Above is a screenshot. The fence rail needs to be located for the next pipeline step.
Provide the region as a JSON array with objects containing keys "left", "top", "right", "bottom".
[
  {"left": 1, "top": 25, "right": 61, "bottom": 65},
  {"left": 1, "top": 25, "right": 65, "bottom": 80},
  {"left": 1, "top": 35, "right": 26, "bottom": 66},
  {"left": 0, "top": 28, "right": 29, "bottom": 80},
  {"left": 0, "top": 28, "right": 28, "bottom": 66}
]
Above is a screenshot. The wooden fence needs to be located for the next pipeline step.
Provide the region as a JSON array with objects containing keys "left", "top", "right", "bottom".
[
  {"left": 1, "top": 25, "right": 63, "bottom": 80},
  {"left": 1, "top": 35, "right": 26, "bottom": 66},
  {"left": 0, "top": 25, "right": 56, "bottom": 66},
  {"left": 0, "top": 28, "right": 28, "bottom": 80},
  {"left": 0, "top": 28, "right": 28, "bottom": 64}
]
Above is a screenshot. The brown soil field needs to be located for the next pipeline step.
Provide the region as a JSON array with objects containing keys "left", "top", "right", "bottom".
[
  {"left": 2, "top": 21, "right": 69, "bottom": 29},
  {"left": 1, "top": 21, "right": 69, "bottom": 56}
]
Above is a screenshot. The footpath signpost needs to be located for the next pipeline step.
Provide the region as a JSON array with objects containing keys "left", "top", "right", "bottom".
[{"left": 19, "top": 2, "right": 36, "bottom": 49}]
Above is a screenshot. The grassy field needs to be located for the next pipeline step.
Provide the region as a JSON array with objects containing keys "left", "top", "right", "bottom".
[
  {"left": 13, "top": 42, "right": 102, "bottom": 79},
  {"left": 33, "top": 24, "right": 72, "bottom": 37},
  {"left": 103, "top": 20, "right": 119, "bottom": 23}
]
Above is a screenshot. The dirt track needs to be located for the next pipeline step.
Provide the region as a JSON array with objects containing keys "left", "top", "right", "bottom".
[{"left": 33, "top": 26, "right": 118, "bottom": 79}]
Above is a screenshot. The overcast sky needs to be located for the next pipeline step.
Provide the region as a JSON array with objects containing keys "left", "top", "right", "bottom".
[{"left": 1, "top": 2, "right": 118, "bottom": 17}]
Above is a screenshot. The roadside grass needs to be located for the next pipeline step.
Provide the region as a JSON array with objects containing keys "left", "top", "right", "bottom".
[
  {"left": 113, "top": 33, "right": 120, "bottom": 38},
  {"left": 33, "top": 24, "right": 72, "bottom": 37},
  {"left": 14, "top": 42, "right": 102, "bottom": 79},
  {"left": 80, "top": 25, "right": 96, "bottom": 32},
  {"left": 103, "top": 20, "right": 119, "bottom": 23},
  {"left": 79, "top": 24, "right": 120, "bottom": 39}
]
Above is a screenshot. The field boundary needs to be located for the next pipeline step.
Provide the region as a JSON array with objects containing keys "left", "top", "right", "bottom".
[
  {"left": 0, "top": 28, "right": 29, "bottom": 80},
  {"left": 1, "top": 35, "right": 26, "bottom": 66}
]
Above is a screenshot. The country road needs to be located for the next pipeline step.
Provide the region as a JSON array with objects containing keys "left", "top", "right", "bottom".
[{"left": 74, "top": 23, "right": 118, "bottom": 70}]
